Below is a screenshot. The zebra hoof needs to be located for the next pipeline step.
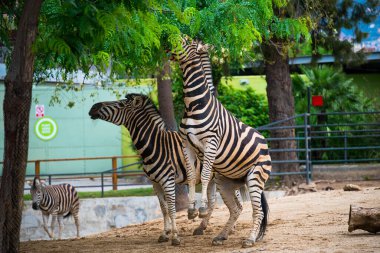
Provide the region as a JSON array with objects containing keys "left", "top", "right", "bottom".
[
  {"left": 242, "top": 239, "right": 255, "bottom": 248},
  {"left": 188, "top": 208, "right": 198, "bottom": 219},
  {"left": 158, "top": 235, "right": 170, "bottom": 243},
  {"left": 192, "top": 227, "right": 204, "bottom": 236},
  {"left": 171, "top": 238, "right": 181, "bottom": 246},
  {"left": 212, "top": 236, "right": 226, "bottom": 246},
  {"left": 198, "top": 207, "right": 208, "bottom": 218}
]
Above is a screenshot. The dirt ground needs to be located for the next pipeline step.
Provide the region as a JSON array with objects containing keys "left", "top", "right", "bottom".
[{"left": 21, "top": 181, "right": 380, "bottom": 253}]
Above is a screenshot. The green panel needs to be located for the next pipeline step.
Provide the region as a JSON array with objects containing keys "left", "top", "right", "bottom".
[{"left": 0, "top": 83, "right": 152, "bottom": 175}]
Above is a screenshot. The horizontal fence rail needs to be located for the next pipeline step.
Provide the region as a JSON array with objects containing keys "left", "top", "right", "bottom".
[{"left": 257, "top": 111, "right": 380, "bottom": 183}]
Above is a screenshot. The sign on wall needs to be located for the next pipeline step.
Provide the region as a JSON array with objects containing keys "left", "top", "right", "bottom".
[
  {"left": 34, "top": 117, "right": 58, "bottom": 141},
  {"left": 35, "top": 104, "right": 45, "bottom": 118}
]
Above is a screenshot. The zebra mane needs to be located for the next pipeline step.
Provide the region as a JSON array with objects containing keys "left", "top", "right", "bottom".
[{"left": 125, "top": 93, "right": 168, "bottom": 129}]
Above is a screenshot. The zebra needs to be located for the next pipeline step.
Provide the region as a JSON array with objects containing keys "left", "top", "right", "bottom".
[
  {"left": 170, "top": 37, "right": 272, "bottom": 248},
  {"left": 29, "top": 177, "right": 80, "bottom": 239},
  {"left": 89, "top": 93, "right": 219, "bottom": 245}
]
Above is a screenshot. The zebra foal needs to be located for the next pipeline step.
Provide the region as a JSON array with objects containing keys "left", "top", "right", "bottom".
[
  {"left": 29, "top": 177, "right": 80, "bottom": 239},
  {"left": 89, "top": 94, "right": 218, "bottom": 246}
]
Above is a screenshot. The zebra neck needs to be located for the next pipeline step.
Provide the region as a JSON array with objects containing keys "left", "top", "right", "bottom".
[
  {"left": 180, "top": 58, "right": 213, "bottom": 107},
  {"left": 39, "top": 189, "right": 51, "bottom": 209},
  {"left": 124, "top": 109, "right": 166, "bottom": 157}
]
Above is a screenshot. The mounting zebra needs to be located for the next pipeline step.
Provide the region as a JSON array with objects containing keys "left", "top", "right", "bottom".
[
  {"left": 89, "top": 94, "right": 219, "bottom": 246},
  {"left": 28, "top": 177, "right": 80, "bottom": 239},
  {"left": 170, "top": 37, "right": 272, "bottom": 248}
]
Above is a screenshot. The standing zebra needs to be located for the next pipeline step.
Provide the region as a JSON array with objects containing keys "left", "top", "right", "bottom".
[
  {"left": 89, "top": 94, "right": 218, "bottom": 245},
  {"left": 170, "top": 37, "right": 272, "bottom": 248},
  {"left": 29, "top": 177, "right": 80, "bottom": 239}
]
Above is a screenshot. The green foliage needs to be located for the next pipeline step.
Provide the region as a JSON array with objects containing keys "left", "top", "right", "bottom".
[
  {"left": 292, "top": 66, "right": 380, "bottom": 161},
  {"left": 292, "top": 66, "right": 378, "bottom": 115},
  {"left": 218, "top": 84, "right": 269, "bottom": 128}
]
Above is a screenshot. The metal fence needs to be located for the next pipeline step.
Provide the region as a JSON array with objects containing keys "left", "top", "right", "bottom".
[
  {"left": 23, "top": 156, "right": 147, "bottom": 197},
  {"left": 21, "top": 111, "right": 380, "bottom": 194},
  {"left": 257, "top": 111, "right": 380, "bottom": 183}
]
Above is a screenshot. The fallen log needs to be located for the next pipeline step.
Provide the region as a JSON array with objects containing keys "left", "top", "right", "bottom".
[{"left": 348, "top": 205, "right": 380, "bottom": 234}]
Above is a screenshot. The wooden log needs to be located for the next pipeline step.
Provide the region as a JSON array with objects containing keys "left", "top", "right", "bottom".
[{"left": 348, "top": 205, "right": 380, "bottom": 233}]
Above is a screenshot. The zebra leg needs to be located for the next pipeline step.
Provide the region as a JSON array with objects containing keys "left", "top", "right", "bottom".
[
  {"left": 183, "top": 143, "right": 198, "bottom": 219},
  {"left": 42, "top": 213, "right": 53, "bottom": 238},
  {"left": 199, "top": 144, "right": 217, "bottom": 218},
  {"left": 242, "top": 166, "right": 270, "bottom": 248},
  {"left": 212, "top": 174, "right": 243, "bottom": 246},
  {"left": 50, "top": 215, "right": 57, "bottom": 239},
  {"left": 57, "top": 215, "right": 64, "bottom": 239},
  {"left": 74, "top": 215, "right": 80, "bottom": 238},
  {"left": 152, "top": 182, "right": 171, "bottom": 243},
  {"left": 193, "top": 178, "right": 216, "bottom": 235},
  {"left": 161, "top": 179, "right": 180, "bottom": 246}
]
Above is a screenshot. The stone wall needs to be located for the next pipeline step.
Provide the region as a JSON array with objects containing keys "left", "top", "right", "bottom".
[{"left": 21, "top": 196, "right": 162, "bottom": 241}]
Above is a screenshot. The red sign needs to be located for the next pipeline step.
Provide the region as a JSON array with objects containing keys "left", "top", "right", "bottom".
[{"left": 312, "top": 96, "right": 324, "bottom": 107}]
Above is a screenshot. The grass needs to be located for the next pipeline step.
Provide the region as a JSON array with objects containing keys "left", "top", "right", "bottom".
[
  {"left": 221, "top": 75, "right": 267, "bottom": 94},
  {"left": 23, "top": 187, "right": 155, "bottom": 201}
]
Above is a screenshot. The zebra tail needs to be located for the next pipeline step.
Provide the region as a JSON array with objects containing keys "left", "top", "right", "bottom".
[{"left": 257, "top": 191, "right": 269, "bottom": 241}]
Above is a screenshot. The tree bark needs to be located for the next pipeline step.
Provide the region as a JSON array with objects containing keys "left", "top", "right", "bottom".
[
  {"left": 157, "top": 60, "right": 177, "bottom": 131},
  {"left": 0, "top": 1, "right": 42, "bottom": 252},
  {"left": 262, "top": 42, "right": 300, "bottom": 187},
  {"left": 348, "top": 205, "right": 380, "bottom": 234},
  {"left": 157, "top": 59, "right": 188, "bottom": 211}
]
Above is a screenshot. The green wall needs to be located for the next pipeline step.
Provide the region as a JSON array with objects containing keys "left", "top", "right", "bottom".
[{"left": 0, "top": 83, "right": 151, "bottom": 175}]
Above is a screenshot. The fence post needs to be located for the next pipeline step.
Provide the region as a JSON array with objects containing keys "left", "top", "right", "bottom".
[
  {"left": 344, "top": 131, "right": 348, "bottom": 162},
  {"left": 101, "top": 173, "right": 104, "bottom": 197},
  {"left": 35, "top": 160, "right": 40, "bottom": 178},
  {"left": 112, "top": 157, "right": 117, "bottom": 190},
  {"left": 304, "top": 114, "right": 311, "bottom": 184}
]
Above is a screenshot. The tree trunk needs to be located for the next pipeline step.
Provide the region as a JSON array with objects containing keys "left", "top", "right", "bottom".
[
  {"left": 157, "top": 59, "right": 188, "bottom": 211},
  {"left": 262, "top": 42, "right": 301, "bottom": 187},
  {"left": 348, "top": 205, "right": 380, "bottom": 233},
  {"left": 0, "top": 1, "right": 42, "bottom": 252}
]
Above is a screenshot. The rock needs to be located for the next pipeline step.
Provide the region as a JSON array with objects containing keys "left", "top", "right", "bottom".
[
  {"left": 286, "top": 182, "right": 317, "bottom": 195},
  {"left": 298, "top": 182, "right": 317, "bottom": 192},
  {"left": 325, "top": 186, "right": 334, "bottom": 191},
  {"left": 343, "top": 184, "right": 361, "bottom": 191}
]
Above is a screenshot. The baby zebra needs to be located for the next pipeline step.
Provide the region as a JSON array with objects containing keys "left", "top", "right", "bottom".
[
  {"left": 89, "top": 94, "right": 218, "bottom": 246},
  {"left": 29, "top": 177, "right": 80, "bottom": 239}
]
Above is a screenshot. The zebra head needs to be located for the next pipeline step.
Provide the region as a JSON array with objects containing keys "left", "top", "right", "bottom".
[
  {"left": 89, "top": 94, "right": 149, "bottom": 126},
  {"left": 30, "top": 177, "right": 45, "bottom": 210},
  {"left": 170, "top": 35, "right": 208, "bottom": 63}
]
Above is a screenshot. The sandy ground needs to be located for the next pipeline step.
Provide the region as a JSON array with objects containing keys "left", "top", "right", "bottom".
[{"left": 21, "top": 184, "right": 380, "bottom": 253}]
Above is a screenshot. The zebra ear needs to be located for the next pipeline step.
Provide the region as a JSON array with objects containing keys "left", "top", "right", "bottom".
[
  {"left": 33, "top": 177, "right": 42, "bottom": 189},
  {"left": 26, "top": 180, "right": 33, "bottom": 187},
  {"left": 132, "top": 96, "right": 144, "bottom": 108},
  {"left": 196, "top": 42, "right": 210, "bottom": 53},
  {"left": 40, "top": 179, "right": 47, "bottom": 187}
]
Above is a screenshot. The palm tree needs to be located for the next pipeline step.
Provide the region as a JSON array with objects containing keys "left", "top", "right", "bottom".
[{"left": 292, "top": 65, "right": 378, "bottom": 161}]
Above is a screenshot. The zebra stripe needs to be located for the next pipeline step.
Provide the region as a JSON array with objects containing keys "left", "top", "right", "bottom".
[
  {"left": 30, "top": 177, "right": 80, "bottom": 239},
  {"left": 89, "top": 94, "right": 218, "bottom": 245},
  {"left": 172, "top": 37, "right": 272, "bottom": 246}
]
